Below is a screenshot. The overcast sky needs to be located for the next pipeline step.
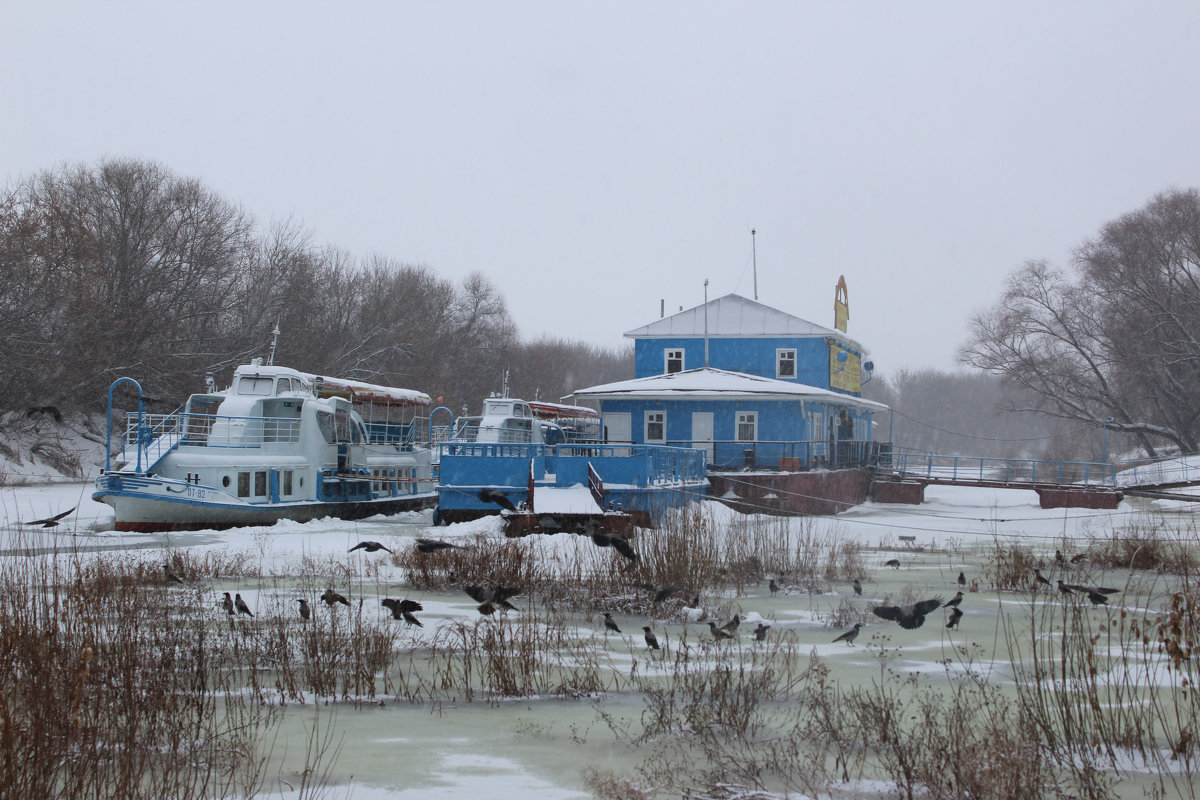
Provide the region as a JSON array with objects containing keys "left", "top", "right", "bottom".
[{"left": 4, "top": 2, "right": 1199, "bottom": 376}]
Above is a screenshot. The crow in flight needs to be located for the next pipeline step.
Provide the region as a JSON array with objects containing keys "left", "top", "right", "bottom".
[
  {"left": 872, "top": 597, "right": 944, "bottom": 629},
  {"left": 349, "top": 541, "right": 393, "bottom": 554},
  {"left": 478, "top": 489, "right": 517, "bottom": 512},
  {"left": 23, "top": 506, "right": 76, "bottom": 527},
  {"left": 382, "top": 598, "right": 424, "bottom": 626},
  {"left": 415, "top": 538, "right": 463, "bottom": 553}
]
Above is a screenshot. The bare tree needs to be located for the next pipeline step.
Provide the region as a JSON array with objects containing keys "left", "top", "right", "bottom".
[{"left": 959, "top": 188, "right": 1200, "bottom": 457}]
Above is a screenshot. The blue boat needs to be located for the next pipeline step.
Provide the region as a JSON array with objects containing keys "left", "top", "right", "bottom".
[{"left": 434, "top": 394, "right": 707, "bottom": 529}]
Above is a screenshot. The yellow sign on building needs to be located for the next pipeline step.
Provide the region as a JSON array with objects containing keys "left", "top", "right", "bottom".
[
  {"left": 829, "top": 344, "right": 861, "bottom": 393},
  {"left": 834, "top": 275, "right": 849, "bottom": 333}
]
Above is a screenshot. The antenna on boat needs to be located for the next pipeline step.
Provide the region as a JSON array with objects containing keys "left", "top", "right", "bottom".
[
  {"left": 502, "top": 369, "right": 511, "bottom": 399},
  {"left": 703, "top": 279, "right": 710, "bottom": 368},
  {"left": 268, "top": 319, "right": 281, "bottom": 366},
  {"left": 751, "top": 228, "right": 758, "bottom": 301}
]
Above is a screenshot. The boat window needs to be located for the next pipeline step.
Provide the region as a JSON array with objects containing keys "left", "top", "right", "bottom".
[
  {"left": 237, "top": 376, "right": 275, "bottom": 396},
  {"left": 237, "top": 471, "right": 251, "bottom": 497},
  {"left": 316, "top": 411, "right": 335, "bottom": 443},
  {"left": 254, "top": 471, "right": 267, "bottom": 497},
  {"left": 282, "top": 470, "right": 293, "bottom": 496}
]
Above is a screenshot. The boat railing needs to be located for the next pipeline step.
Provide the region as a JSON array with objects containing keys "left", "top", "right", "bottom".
[
  {"left": 667, "top": 438, "right": 882, "bottom": 471},
  {"left": 556, "top": 443, "right": 708, "bottom": 485},
  {"left": 128, "top": 411, "right": 303, "bottom": 451}
]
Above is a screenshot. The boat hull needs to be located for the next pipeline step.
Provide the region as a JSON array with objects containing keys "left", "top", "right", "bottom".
[
  {"left": 94, "top": 473, "right": 435, "bottom": 532},
  {"left": 707, "top": 467, "right": 870, "bottom": 516}
]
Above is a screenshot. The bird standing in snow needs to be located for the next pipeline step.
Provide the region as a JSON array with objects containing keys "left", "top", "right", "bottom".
[
  {"left": 298, "top": 599, "right": 311, "bottom": 621},
  {"left": 853, "top": 578, "right": 863, "bottom": 596},
  {"left": 222, "top": 592, "right": 235, "bottom": 616},
  {"left": 946, "top": 607, "right": 963, "bottom": 629},
  {"left": 603, "top": 612, "right": 621, "bottom": 634},
  {"left": 234, "top": 593, "right": 254, "bottom": 617}
]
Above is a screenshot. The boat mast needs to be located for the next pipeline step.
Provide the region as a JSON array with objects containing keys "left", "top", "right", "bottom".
[
  {"left": 268, "top": 320, "right": 281, "bottom": 366},
  {"left": 751, "top": 228, "right": 758, "bottom": 301}
]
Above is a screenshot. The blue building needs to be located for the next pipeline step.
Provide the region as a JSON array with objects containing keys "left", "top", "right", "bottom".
[{"left": 572, "top": 293, "right": 887, "bottom": 473}]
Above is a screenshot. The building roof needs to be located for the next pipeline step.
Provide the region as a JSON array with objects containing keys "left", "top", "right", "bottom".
[
  {"left": 624, "top": 293, "right": 865, "bottom": 352},
  {"left": 569, "top": 367, "right": 888, "bottom": 411}
]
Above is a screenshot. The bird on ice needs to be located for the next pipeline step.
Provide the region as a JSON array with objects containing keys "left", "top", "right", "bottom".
[
  {"left": 945, "top": 591, "right": 964, "bottom": 609},
  {"left": 852, "top": 578, "right": 863, "bottom": 596},
  {"left": 957, "top": 571, "right": 966, "bottom": 587},
  {"left": 946, "top": 607, "right": 963, "bottom": 629},
  {"left": 298, "top": 598, "right": 311, "bottom": 621},
  {"left": 833, "top": 623, "right": 862, "bottom": 645},
  {"left": 222, "top": 592, "right": 235, "bottom": 616},
  {"left": 234, "top": 593, "right": 254, "bottom": 617},
  {"left": 603, "top": 612, "right": 621, "bottom": 634},
  {"left": 382, "top": 598, "right": 424, "bottom": 626},
  {"left": 708, "top": 621, "right": 733, "bottom": 641},
  {"left": 872, "top": 597, "right": 944, "bottom": 629},
  {"left": 642, "top": 626, "right": 660, "bottom": 650},
  {"left": 753, "top": 623, "right": 771, "bottom": 641}
]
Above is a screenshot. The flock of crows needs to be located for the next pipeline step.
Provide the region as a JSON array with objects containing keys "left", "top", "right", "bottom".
[
  {"left": 827, "top": 550, "right": 1122, "bottom": 646},
  {"left": 195, "top": 528, "right": 1122, "bottom": 656}
]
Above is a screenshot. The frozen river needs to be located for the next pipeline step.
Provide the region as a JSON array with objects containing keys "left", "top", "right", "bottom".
[{"left": 2, "top": 479, "right": 1195, "bottom": 799}]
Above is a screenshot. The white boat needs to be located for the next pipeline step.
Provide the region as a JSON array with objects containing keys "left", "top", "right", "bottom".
[{"left": 93, "top": 359, "right": 437, "bottom": 531}]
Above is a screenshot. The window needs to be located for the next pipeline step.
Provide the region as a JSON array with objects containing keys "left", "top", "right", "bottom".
[
  {"left": 237, "top": 472, "right": 250, "bottom": 497},
  {"left": 645, "top": 410, "right": 666, "bottom": 443},
  {"left": 254, "top": 471, "right": 267, "bottom": 497},
  {"left": 777, "top": 349, "right": 797, "bottom": 379},
  {"left": 282, "top": 470, "right": 293, "bottom": 496},
  {"left": 237, "top": 376, "right": 274, "bottom": 396},
  {"left": 665, "top": 349, "right": 684, "bottom": 374},
  {"left": 736, "top": 411, "right": 758, "bottom": 442}
]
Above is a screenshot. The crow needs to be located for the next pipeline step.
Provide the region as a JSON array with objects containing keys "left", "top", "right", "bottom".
[
  {"left": 753, "top": 623, "right": 771, "bottom": 641},
  {"left": 349, "top": 541, "right": 393, "bottom": 554},
  {"left": 643, "top": 626, "right": 660, "bottom": 650},
  {"left": 957, "top": 571, "right": 966, "bottom": 587},
  {"left": 872, "top": 597, "right": 944, "bottom": 629},
  {"left": 1034, "top": 569, "right": 1051, "bottom": 587},
  {"left": 1056, "top": 580, "right": 1074, "bottom": 595},
  {"left": 1085, "top": 590, "right": 1108, "bottom": 606},
  {"left": 707, "top": 621, "right": 733, "bottom": 641},
  {"left": 222, "top": 592, "right": 235, "bottom": 616},
  {"left": 321, "top": 588, "right": 351, "bottom": 607},
  {"left": 464, "top": 584, "right": 520, "bottom": 611},
  {"left": 833, "top": 623, "right": 862, "bottom": 645},
  {"left": 382, "top": 598, "right": 424, "bottom": 626},
  {"left": 163, "top": 565, "right": 185, "bottom": 584},
  {"left": 22, "top": 506, "right": 76, "bottom": 527},
  {"left": 720, "top": 614, "right": 741, "bottom": 635},
  {"left": 883, "top": 559, "right": 901, "bottom": 569},
  {"left": 945, "top": 591, "right": 964, "bottom": 610},
  {"left": 1070, "top": 552, "right": 1087, "bottom": 564},
  {"left": 1065, "top": 583, "right": 1120, "bottom": 596},
  {"left": 946, "top": 607, "right": 963, "bottom": 629},
  {"left": 476, "top": 602, "right": 497, "bottom": 616},
  {"left": 853, "top": 578, "right": 863, "bottom": 596},
  {"left": 769, "top": 578, "right": 779, "bottom": 596},
  {"left": 415, "top": 538, "right": 463, "bottom": 553},
  {"left": 298, "top": 598, "right": 311, "bottom": 621},
  {"left": 234, "top": 593, "right": 254, "bottom": 617},
  {"left": 591, "top": 532, "right": 639, "bottom": 563},
  {"left": 603, "top": 612, "right": 621, "bottom": 634},
  {"left": 478, "top": 489, "right": 517, "bottom": 512},
  {"left": 633, "top": 583, "right": 678, "bottom": 603}
]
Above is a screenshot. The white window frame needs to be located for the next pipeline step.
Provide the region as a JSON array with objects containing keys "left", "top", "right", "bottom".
[
  {"left": 644, "top": 410, "right": 666, "bottom": 443},
  {"left": 664, "top": 348, "right": 685, "bottom": 374},
  {"left": 736, "top": 411, "right": 758, "bottom": 442},
  {"left": 776, "top": 348, "right": 797, "bottom": 379}
]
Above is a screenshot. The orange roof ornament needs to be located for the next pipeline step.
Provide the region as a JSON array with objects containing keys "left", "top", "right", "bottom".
[{"left": 834, "top": 275, "right": 849, "bottom": 333}]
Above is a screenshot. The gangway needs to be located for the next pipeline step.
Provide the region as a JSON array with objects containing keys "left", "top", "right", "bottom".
[{"left": 871, "top": 449, "right": 1121, "bottom": 509}]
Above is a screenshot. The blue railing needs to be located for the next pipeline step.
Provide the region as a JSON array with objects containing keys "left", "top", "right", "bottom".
[
  {"left": 876, "top": 448, "right": 1117, "bottom": 487},
  {"left": 666, "top": 438, "right": 883, "bottom": 471}
]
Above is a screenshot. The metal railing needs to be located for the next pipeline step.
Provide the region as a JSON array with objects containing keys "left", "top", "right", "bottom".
[
  {"left": 1112, "top": 455, "right": 1200, "bottom": 488},
  {"left": 125, "top": 411, "right": 303, "bottom": 452},
  {"left": 664, "top": 438, "right": 883, "bottom": 471},
  {"left": 876, "top": 448, "right": 1117, "bottom": 487}
]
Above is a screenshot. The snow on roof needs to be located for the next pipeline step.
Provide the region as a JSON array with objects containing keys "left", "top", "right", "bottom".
[
  {"left": 625, "top": 293, "right": 865, "bottom": 352},
  {"left": 570, "top": 367, "right": 888, "bottom": 411},
  {"left": 231, "top": 363, "right": 431, "bottom": 407}
]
